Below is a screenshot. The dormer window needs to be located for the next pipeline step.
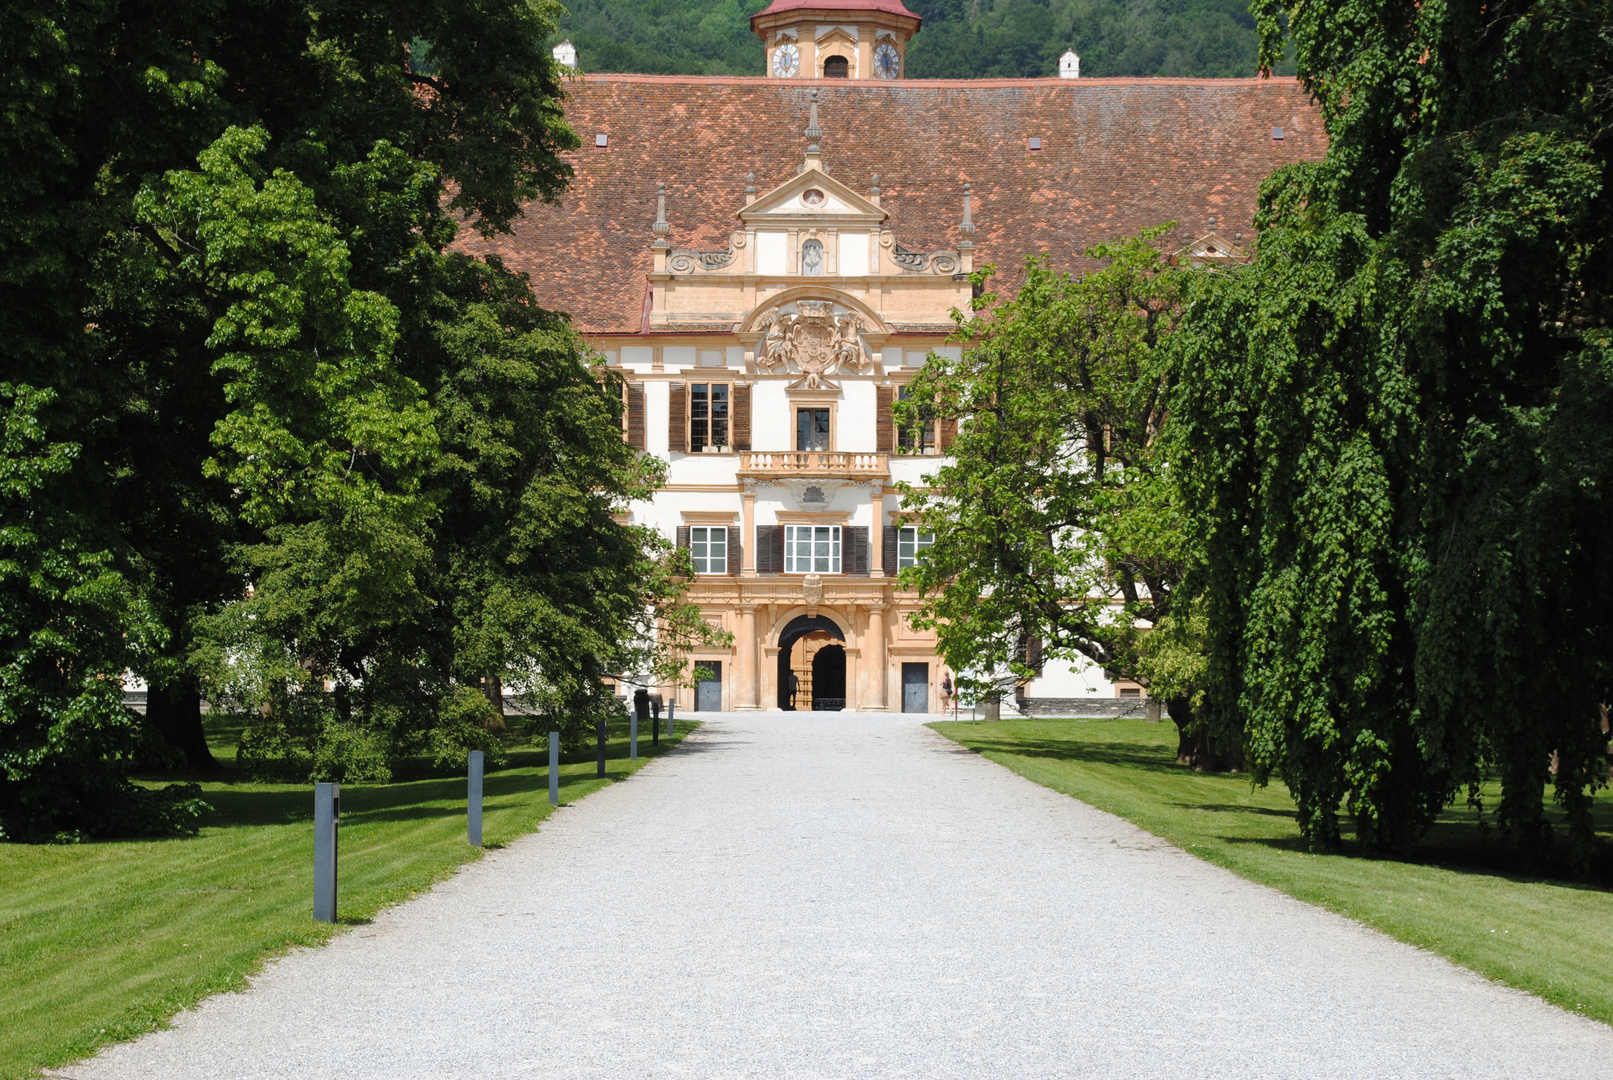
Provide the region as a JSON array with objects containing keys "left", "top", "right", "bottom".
[{"left": 801, "top": 239, "right": 824, "bottom": 276}]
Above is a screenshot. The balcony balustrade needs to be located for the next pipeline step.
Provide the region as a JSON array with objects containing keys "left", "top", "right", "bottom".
[{"left": 736, "top": 451, "right": 889, "bottom": 478}]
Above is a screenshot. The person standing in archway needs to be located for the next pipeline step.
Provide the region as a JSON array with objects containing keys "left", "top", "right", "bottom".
[
  {"left": 787, "top": 670, "right": 799, "bottom": 709},
  {"left": 940, "top": 671, "right": 953, "bottom": 713}
]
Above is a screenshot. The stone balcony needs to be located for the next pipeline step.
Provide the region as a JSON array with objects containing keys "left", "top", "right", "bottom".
[{"left": 737, "top": 452, "right": 889, "bottom": 480}]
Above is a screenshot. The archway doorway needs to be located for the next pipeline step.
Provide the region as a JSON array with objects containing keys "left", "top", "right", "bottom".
[
  {"left": 811, "top": 645, "right": 846, "bottom": 711},
  {"left": 775, "top": 614, "right": 845, "bottom": 710}
]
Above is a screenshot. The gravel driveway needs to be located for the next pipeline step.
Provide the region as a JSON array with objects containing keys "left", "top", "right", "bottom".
[{"left": 59, "top": 712, "right": 1613, "bottom": 1079}]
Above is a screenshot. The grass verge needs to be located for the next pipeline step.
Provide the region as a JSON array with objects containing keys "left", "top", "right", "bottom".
[
  {"left": 933, "top": 717, "right": 1613, "bottom": 1027},
  {"left": 0, "top": 717, "right": 695, "bottom": 1080}
]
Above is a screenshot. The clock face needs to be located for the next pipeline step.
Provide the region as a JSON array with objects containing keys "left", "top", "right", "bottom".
[
  {"left": 773, "top": 43, "right": 800, "bottom": 78},
  {"left": 874, "top": 42, "right": 900, "bottom": 80}
]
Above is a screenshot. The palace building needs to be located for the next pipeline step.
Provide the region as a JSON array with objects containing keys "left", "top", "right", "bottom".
[{"left": 459, "top": 0, "right": 1324, "bottom": 714}]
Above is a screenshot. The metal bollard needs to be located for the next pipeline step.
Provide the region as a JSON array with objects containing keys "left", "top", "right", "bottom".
[
  {"left": 596, "top": 716, "right": 606, "bottom": 778},
  {"left": 630, "top": 711, "right": 638, "bottom": 761},
  {"left": 467, "top": 750, "right": 484, "bottom": 847},
  {"left": 548, "top": 731, "right": 560, "bottom": 806},
  {"left": 313, "top": 782, "right": 340, "bottom": 923},
  {"left": 668, "top": 698, "right": 675, "bottom": 739}
]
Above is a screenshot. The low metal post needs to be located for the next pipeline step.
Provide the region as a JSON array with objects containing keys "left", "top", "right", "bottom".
[
  {"left": 596, "top": 716, "right": 606, "bottom": 778},
  {"left": 467, "top": 750, "right": 484, "bottom": 847},
  {"left": 313, "top": 782, "right": 340, "bottom": 923},
  {"left": 548, "top": 731, "right": 560, "bottom": 806},
  {"left": 630, "top": 711, "right": 638, "bottom": 761},
  {"left": 668, "top": 698, "right": 675, "bottom": 739}
]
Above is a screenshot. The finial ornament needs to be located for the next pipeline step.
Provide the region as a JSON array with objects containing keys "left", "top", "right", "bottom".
[
  {"left": 652, "top": 180, "right": 669, "bottom": 249},
  {"left": 746, "top": 172, "right": 757, "bottom": 196},
  {"left": 805, "top": 89, "right": 822, "bottom": 150},
  {"left": 959, "top": 182, "right": 976, "bottom": 245},
  {"left": 870, "top": 172, "right": 881, "bottom": 196}
]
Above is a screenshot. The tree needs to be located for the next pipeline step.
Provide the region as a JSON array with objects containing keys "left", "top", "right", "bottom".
[
  {"left": 1169, "top": 0, "right": 1613, "bottom": 863},
  {"left": 895, "top": 235, "right": 1224, "bottom": 763},
  {"left": 2, "top": 0, "right": 699, "bottom": 835}
]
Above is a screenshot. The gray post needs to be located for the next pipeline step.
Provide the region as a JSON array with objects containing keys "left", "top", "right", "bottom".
[
  {"left": 630, "top": 711, "right": 638, "bottom": 761},
  {"left": 667, "top": 699, "right": 674, "bottom": 739},
  {"left": 313, "top": 782, "right": 339, "bottom": 923},
  {"left": 548, "top": 731, "right": 560, "bottom": 806},
  {"left": 596, "top": 717, "right": 606, "bottom": 778},
  {"left": 467, "top": 750, "right": 484, "bottom": 847}
]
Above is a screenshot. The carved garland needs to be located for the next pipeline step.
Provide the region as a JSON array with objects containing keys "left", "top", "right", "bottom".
[{"left": 667, "top": 247, "right": 735, "bottom": 273}]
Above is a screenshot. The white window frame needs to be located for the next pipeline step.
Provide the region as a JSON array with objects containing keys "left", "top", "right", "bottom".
[
  {"left": 897, "top": 525, "right": 934, "bottom": 569},
  {"left": 784, "top": 524, "right": 841, "bottom": 574},
  {"left": 690, "top": 526, "right": 728, "bottom": 574}
]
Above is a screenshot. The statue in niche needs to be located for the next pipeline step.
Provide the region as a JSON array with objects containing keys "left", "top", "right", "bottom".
[
  {"left": 755, "top": 301, "right": 874, "bottom": 386},
  {"left": 801, "top": 239, "right": 824, "bottom": 276}
]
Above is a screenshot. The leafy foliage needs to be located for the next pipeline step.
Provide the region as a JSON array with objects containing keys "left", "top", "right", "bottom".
[
  {"left": 2, "top": 0, "right": 712, "bottom": 836},
  {"left": 547, "top": 0, "right": 1277, "bottom": 78},
  {"left": 1170, "top": 0, "right": 1613, "bottom": 864},
  {"left": 895, "top": 235, "right": 1221, "bottom": 758}
]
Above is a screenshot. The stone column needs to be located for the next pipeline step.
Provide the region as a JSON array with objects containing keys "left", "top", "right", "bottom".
[
  {"left": 869, "top": 483, "right": 886, "bottom": 576},
  {"left": 735, "top": 605, "right": 759, "bottom": 711},
  {"left": 863, "top": 603, "right": 889, "bottom": 711}
]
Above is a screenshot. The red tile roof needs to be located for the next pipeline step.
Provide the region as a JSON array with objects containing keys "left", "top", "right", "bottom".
[
  {"left": 456, "top": 75, "right": 1325, "bottom": 334},
  {"left": 753, "top": 0, "right": 921, "bottom": 20}
]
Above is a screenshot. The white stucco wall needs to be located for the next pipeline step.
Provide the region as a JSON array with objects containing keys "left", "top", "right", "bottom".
[
  {"left": 751, "top": 381, "right": 793, "bottom": 451},
  {"left": 1025, "top": 655, "right": 1116, "bottom": 698}
]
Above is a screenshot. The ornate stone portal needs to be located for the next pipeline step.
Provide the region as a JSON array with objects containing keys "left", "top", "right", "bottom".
[{"left": 755, "top": 301, "right": 874, "bottom": 387}]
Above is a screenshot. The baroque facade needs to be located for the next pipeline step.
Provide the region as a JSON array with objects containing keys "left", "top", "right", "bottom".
[{"left": 462, "top": 0, "right": 1325, "bottom": 713}]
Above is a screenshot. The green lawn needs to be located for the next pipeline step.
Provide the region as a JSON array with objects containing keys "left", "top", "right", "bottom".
[
  {"left": 933, "top": 717, "right": 1613, "bottom": 1027},
  {"left": 0, "top": 716, "right": 694, "bottom": 1080}
]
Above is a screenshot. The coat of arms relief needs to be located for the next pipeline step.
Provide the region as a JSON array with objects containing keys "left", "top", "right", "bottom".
[{"left": 754, "top": 301, "right": 874, "bottom": 388}]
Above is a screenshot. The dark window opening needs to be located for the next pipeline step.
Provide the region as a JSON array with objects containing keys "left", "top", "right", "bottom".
[
  {"left": 897, "top": 387, "right": 934, "bottom": 452},
  {"left": 797, "top": 408, "right": 830, "bottom": 451},
  {"left": 691, "top": 383, "right": 729, "bottom": 452},
  {"left": 823, "top": 55, "right": 849, "bottom": 78}
]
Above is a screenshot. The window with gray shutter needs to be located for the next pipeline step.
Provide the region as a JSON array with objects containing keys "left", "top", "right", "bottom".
[
  {"left": 626, "top": 385, "right": 645, "bottom": 449},
  {"left": 728, "top": 525, "right": 742, "bottom": 575},
  {"left": 845, "top": 526, "right": 870, "bottom": 575},
  {"left": 754, "top": 525, "right": 781, "bottom": 573},
  {"left": 883, "top": 526, "right": 899, "bottom": 574}
]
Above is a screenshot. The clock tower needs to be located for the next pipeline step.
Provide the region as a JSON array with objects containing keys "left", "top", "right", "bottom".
[{"left": 752, "top": 0, "right": 922, "bottom": 81}]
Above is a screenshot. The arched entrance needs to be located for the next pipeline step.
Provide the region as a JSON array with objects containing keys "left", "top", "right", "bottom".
[
  {"left": 811, "top": 645, "right": 846, "bottom": 711},
  {"left": 775, "top": 614, "right": 845, "bottom": 710}
]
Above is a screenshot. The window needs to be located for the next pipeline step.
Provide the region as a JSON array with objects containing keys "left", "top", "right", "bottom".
[
  {"left": 758, "top": 231, "right": 787, "bottom": 275},
  {"left": 785, "top": 525, "right": 840, "bottom": 573},
  {"left": 801, "top": 239, "right": 824, "bottom": 276},
  {"left": 897, "top": 526, "right": 933, "bottom": 569},
  {"left": 823, "top": 55, "right": 849, "bottom": 78},
  {"left": 897, "top": 387, "right": 934, "bottom": 452},
  {"left": 797, "top": 408, "right": 830, "bottom": 451},
  {"left": 690, "top": 526, "right": 728, "bottom": 574},
  {"left": 690, "top": 383, "right": 729, "bottom": 452}
]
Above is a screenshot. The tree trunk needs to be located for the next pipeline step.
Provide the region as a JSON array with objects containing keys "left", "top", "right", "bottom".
[
  {"left": 481, "top": 677, "right": 508, "bottom": 733},
  {"left": 145, "top": 679, "right": 218, "bottom": 771},
  {"left": 1167, "top": 696, "right": 1241, "bottom": 772}
]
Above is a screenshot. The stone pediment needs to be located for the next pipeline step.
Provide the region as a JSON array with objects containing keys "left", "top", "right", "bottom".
[
  {"left": 739, "top": 168, "right": 887, "bottom": 228},
  {"left": 1173, "top": 232, "right": 1247, "bottom": 265}
]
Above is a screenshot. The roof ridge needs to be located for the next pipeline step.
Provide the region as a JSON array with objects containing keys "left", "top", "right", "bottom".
[{"left": 576, "top": 73, "right": 1299, "bottom": 89}]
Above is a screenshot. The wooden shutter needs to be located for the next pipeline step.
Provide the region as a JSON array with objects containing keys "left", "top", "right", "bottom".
[
  {"left": 668, "top": 382, "right": 687, "bottom": 453},
  {"left": 728, "top": 525, "right": 742, "bottom": 576},
  {"left": 754, "top": 525, "right": 780, "bottom": 573},
  {"left": 883, "top": 526, "right": 900, "bottom": 573},
  {"left": 732, "top": 384, "right": 751, "bottom": 452},
  {"left": 675, "top": 525, "right": 690, "bottom": 552},
  {"left": 845, "top": 526, "right": 869, "bottom": 575},
  {"left": 938, "top": 413, "right": 958, "bottom": 452},
  {"left": 626, "top": 385, "right": 645, "bottom": 449},
  {"left": 1026, "top": 634, "right": 1044, "bottom": 674},
  {"left": 875, "top": 386, "right": 894, "bottom": 452}
]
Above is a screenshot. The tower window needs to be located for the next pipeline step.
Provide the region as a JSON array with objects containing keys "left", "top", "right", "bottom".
[{"left": 823, "top": 55, "right": 848, "bottom": 78}]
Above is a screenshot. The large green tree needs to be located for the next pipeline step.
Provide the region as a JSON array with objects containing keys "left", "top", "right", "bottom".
[
  {"left": 1170, "top": 0, "right": 1613, "bottom": 863},
  {"left": 1, "top": 0, "right": 696, "bottom": 837},
  {"left": 895, "top": 236, "right": 1223, "bottom": 762}
]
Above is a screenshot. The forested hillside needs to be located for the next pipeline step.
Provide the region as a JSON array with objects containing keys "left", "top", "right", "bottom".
[{"left": 549, "top": 0, "right": 1279, "bottom": 79}]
